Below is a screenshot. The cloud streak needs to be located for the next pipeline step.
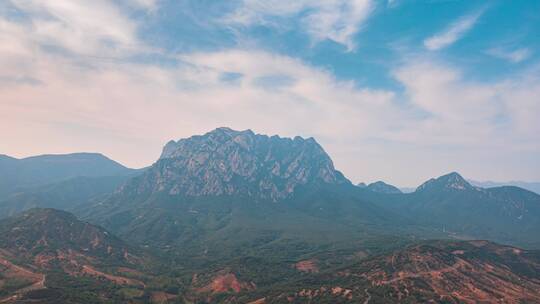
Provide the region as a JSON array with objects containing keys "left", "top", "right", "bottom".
[
  {"left": 488, "top": 48, "right": 532, "bottom": 63},
  {"left": 424, "top": 9, "right": 484, "bottom": 51}
]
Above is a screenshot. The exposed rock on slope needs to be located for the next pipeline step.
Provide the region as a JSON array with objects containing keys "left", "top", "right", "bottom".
[{"left": 119, "top": 127, "right": 350, "bottom": 201}]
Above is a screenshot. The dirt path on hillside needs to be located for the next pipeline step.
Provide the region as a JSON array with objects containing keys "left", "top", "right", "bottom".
[{"left": 0, "top": 256, "right": 46, "bottom": 303}]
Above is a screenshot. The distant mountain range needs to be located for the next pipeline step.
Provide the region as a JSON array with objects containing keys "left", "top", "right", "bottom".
[
  {"left": 401, "top": 179, "right": 540, "bottom": 195},
  {"left": 0, "top": 153, "right": 142, "bottom": 218},
  {"left": 0, "top": 175, "right": 133, "bottom": 218},
  {"left": 378, "top": 172, "right": 540, "bottom": 248},
  {"left": 469, "top": 179, "right": 540, "bottom": 195},
  {"left": 1, "top": 127, "right": 539, "bottom": 303},
  {"left": 0, "top": 153, "right": 137, "bottom": 199}
]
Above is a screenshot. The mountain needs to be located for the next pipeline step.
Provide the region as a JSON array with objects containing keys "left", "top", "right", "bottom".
[
  {"left": 373, "top": 172, "right": 540, "bottom": 248},
  {"left": 129, "top": 127, "right": 350, "bottom": 201},
  {"left": 80, "top": 128, "right": 409, "bottom": 258},
  {"left": 470, "top": 179, "right": 540, "bottom": 195},
  {"left": 251, "top": 240, "right": 540, "bottom": 303},
  {"left": 3, "top": 129, "right": 540, "bottom": 303},
  {"left": 79, "top": 130, "right": 540, "bottom": 255},
  {"left": 0, "top": 153, "right": 136, "bottom": 198},
  {"left": 366, "top": 181, "right": 402, "bottom": 194},
  {"left": 415, "top": 172, "right": 475, "bottom": 192},
  {"left": 0, "top": 208, "right": 133, "bottom": 261},
  {"left": 0, "top": 208, "right": 151, "bottom": 303}
]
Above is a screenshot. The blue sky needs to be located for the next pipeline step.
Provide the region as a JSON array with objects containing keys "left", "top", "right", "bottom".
[{"left": 0, "top": 0, "right": 539, "bottom": 186}]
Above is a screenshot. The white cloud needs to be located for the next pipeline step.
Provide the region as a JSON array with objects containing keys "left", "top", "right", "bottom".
[
  {"left": 225, "top": 0, "right": 373, "bottom": 51},
  {"left": 8, "top": 0, "right": 141, "bottom": 56},
  {"left": 488, "top": 47, "right": 532, "bottom": 63},
  {"left": 392, "top": 59, "right": 539, "bottom": 149},
  {"left": 131, "top": 0, "right": 158, "bottom": 10},
  {"left": 424, "top": 9, "right": 484, "bottom": 51}
]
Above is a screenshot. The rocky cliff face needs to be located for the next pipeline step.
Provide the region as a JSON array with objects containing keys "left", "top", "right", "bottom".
[{"left": 120, "top": 127, "right": 350, "bottom": 201}]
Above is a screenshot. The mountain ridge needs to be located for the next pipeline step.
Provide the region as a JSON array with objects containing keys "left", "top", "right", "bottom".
[
  {"left": 470, "top": 179, "right": 540, "bottom": 195},
  {"left": 1, "top": 128, "right": 540, "bottom": 303},
  {"left": 119, "top": 127, "right": 350, "bottom": 201},
  {"left": 0, "top": 152, "right": 136, "bottom": 199}
]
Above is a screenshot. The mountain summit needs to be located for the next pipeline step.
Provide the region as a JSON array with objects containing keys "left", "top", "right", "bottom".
[
  {"left": 122, "top": 127, "right": 350, "bottom": 201},
  {"left": 416, "top": 172, "right": 474, "bottom": 192},
  {"left": 366, "top": 181, "right": 402, "bottom": 194}
]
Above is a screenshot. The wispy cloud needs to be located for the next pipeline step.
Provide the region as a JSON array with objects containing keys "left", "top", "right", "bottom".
[
  {"left": 225, "top": 0, "right": 373, "bottom": 51},
  {"left": 7, "top": 0, "right": 143, "bottom": 56},
  {"left": 488, "top": 47, "right": 532, "bottom": 63},
  {"left": 393, "top": 59, "right": 540, "bottom": 147},
  {"left": 387, "top": 0, "right": 398, "bottom": 8},
  {"left": 424, "top": 9, "right": 484, "bottom": 51}
]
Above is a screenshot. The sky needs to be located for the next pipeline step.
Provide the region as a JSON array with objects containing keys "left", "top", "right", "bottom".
[{"left": 0, "top": 0, "right": 539, "bottom": 187}]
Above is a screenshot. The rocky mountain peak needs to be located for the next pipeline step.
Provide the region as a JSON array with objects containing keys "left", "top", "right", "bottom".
[
  {"left": 126, "top": 128, "right": 350, "bottom": 201},
  {"left": 416, "top": 172, "right": 474, "bottom": 192},
  {"left": 160, "top": 127, "right": 256, "bottom": 159}
]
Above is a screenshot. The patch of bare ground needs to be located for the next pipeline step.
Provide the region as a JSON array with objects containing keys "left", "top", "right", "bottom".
[
  {"left": 116, "top": 266, "right": 144, "bottom": 276},
  {"left": 0, "top": 255, "right": 45, "bottom": 303},
  {"left": 81, "top": 265, "right": 144, "bottom": 287},
  {"left": 150, "top": 291, "right": 177, "bottom": 303},
  {"left": 469, "top": 240, "right": 489, "bottom": 247},
  {"left": 294, "top": 259, "right": 319, "bottom": 273},
  {"left": 247, "top": 297, "right": 265, "bottom": 304},
  {"left": 289, "top": 285, "right": 353, "bottom": 301},
  {"left": 197, "top": 273, "right": 255, "bottom": 294}
]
